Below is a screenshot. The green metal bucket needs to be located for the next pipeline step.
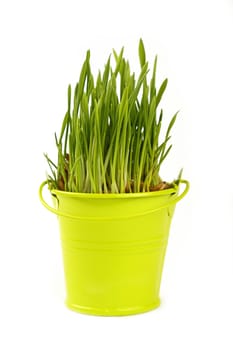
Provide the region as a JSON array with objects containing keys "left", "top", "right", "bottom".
[{"left": 39, "top": 180, "right": 189, "bottom": 316}]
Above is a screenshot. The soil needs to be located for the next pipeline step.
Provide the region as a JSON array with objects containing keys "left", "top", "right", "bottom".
[{"left": 149, "top": 181, "right": 174, "bottom": 191}]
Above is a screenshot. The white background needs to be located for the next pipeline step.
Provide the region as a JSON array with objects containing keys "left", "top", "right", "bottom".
[{"left": 0, "top": 0, "right": 233, "bottom": 349}]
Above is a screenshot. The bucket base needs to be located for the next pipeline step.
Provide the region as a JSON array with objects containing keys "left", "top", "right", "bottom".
[{"left": 65, "top": 299, "right": 161, "bottom": 316}]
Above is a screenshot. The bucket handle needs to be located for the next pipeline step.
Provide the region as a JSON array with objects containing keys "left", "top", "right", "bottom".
[{"left": 39, "top": 180, "right": 189, "bottom": 221}]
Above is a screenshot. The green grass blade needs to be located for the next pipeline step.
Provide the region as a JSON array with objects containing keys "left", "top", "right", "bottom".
[
  {"left": 156, "top": 78, "right": 168, "bottom": 107},
  {"left": 139, "top": 38, "right": 146, "bottom": 68}
]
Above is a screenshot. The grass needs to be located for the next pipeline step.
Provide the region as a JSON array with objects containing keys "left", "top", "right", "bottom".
[{"left": 44, "top": 39, "right": 180, "bottom": 193}]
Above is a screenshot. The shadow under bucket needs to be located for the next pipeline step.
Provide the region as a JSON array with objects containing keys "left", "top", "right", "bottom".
[{"left": 39, "top": 180, "right": 189, "bottom": 316}]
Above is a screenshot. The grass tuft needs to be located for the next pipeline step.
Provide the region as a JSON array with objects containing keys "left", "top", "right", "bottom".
[{"left": 45, "top": 39, "right": 180, "bottom": 193}]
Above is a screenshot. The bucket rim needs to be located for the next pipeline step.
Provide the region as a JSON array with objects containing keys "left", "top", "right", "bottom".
[
  {"left": 51, "top": 183, "right": 178, "bottom": 199},
  {"left": 39, "top": 180, "right": 189, "bottom": 219}
]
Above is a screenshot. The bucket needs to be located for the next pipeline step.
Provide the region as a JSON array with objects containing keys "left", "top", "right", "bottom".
[{"left": 39, "top": 180, "right": 189, "bottom": 316}]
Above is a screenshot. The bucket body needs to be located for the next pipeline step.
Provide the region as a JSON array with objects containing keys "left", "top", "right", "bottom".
[
  {"left": 39, "top": 180, "right": 189, "bottom": 316},
  {"left": 52, "top": 189, "right": 178, "bottom": 316}
]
